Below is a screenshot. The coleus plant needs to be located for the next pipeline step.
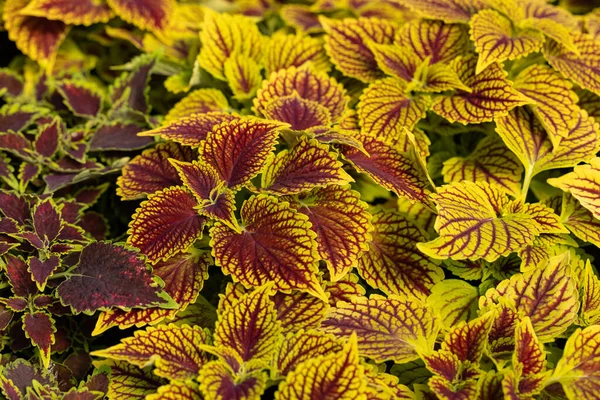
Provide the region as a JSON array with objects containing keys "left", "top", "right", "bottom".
[{"left": 2, "top": 0, "right": 600, "bottom": 399}]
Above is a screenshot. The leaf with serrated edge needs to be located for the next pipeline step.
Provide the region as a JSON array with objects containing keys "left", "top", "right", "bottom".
[
  {"left": 146, "top": 381, "right": 202, "bottom": 400},
  {"left": 321, "top": 295, "right": 439, "bottom": 363},
  {"left": 264, "top": 33, "right": 329, "bottom": 75},
  {"left": 273, "top": 290, "right": 329, "bottom": 335},
  {"left": 198, "top": 360, "right": 267, "bottom": 400},
  {"left": 581, "top": 260, "right": 600, "bottom": 326},
  {"left": 357, "top": 208, "right": 443, "bottom": 299},
  {"left": 400, "top": 0, "right": 486, "bottom": 23},
  {"left": 560, "top": 193, "right": 600, "bottom": 248},
  {"left": 22, "top": 312, "right": 55, "bottom": 368},
  {"left": 224, "top": 53, "right": 262, "bottom": 101},
  {"left": 417, "top": 181, "right": 539, "bottom": 262},
  {"left": 92, "top": 324, "right": 210, "bottom": 380},
  {"left": 211, "top": 195, "right": 325, "bottom": 300},
  {"left": 262, "top": 95, "right": 331, "bottom": 132},
  {"left": 164, "top": 89, "right": 229, "bottom": 123},
  {"left": 548, "top": 158, "right": 600, "bottom": 220},
  {"left": 441, "top": 311, "right": 494, "bottom": 363},
  {"left": 107, "top": 0, "right": 174, "bottom": 32},
  {"left": 106, "top": 360, "right": 167, "bottom": 400},
  {"left": 428, "top": 280, "right": 479, "bottom": 330},
  {"left": 431, "top": 55, "right": 530, "bottom": 124}
]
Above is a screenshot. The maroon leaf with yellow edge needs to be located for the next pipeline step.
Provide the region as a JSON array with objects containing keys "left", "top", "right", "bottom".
[
  {"left": 321, "top": 295, "right": 439, "bottom": 363},
  {"left": 548, "top": 158, "right": 600, "bottom": 220},
  {"left": 442, "top": 135, "right": 524, "bottom": 198},
  {"left": 198, "top": 10, "right": 263, "bottom": 81},
  {"left": 117, "top": 142, "right": 195, "bottom": 201},
  {"left": 22, "top": 312, "right": 55, "bottom": 368},
  {"left": 431, "top": 55, "right": 530, "bottom": 124},
  {"left": 127, "top": 187, "right": 206, "bottom": 262},
  {"left": 198, "top": 360, "right": 267, "bottom": 400},
  {"left": 264, "top": 33, "right": 329, "bottom": 75},
  {"left": 142, "top": 113, "right": 238, "bottom": 148},
  {"left": 551, "top": 325, "right": 600, "bottom": 399},
  {"left": 223, "top": 53, "right": 262, "bottom": 101},
  {"left": 358, "top": 78, "right": 430, "bottom": 144},
  {"left": 273, "top": 329, "right": 343, "bottom": 377},
  {"left": 274, "top": 334, "right": 366, "bottom": 400},
  {"left": 56, "top": 80, "right": 103, "bottom": 117},
  {"left": 4, "top": 254, "right": 37, "bottom": 297},
  {"left": 202, "top": 117, "right": 287, "bottom": 190},
  {"left": 320, "top": 17, "right": 398, "bottom": 82},
  {"left": 273, "top": 291, "right": 329, "bottom": 334},
  {"left": 107, "top": 0, "right": 174, "bottom": 33},
  {"left": 493, "top": 253, "right": 578, "bottom": 342},
  {"left": 343, "top": 135, "right": 433, "bottom": 204},
  {"left": 544, "top": 33, "right": 600, "bottom": 97},
  {"left": 422, "top": 350, "right": 461, "bottom": 382},
  {"left": 57, "top": 242, "right": 172, "bottom": 313},
  {"left": 32, "top": 198, "right": 62, "bottom": 245},
  {"left": 254, "top": 67, "right": 348, "bottom": 121},
  {"left": 210, "top": 195, "right": 324, "bottom": 299},
  {"left": 356, "top": 208, "right": 443, "bottom": 299},
  {"left": 19, "top": 0, "right": 112, "bottom": 26},
  {"left": 89, "top": 123, "right": 152, "bottom": 152},
  {"left": 0, "top": 69, "right": 23, "bottom": 98},
  {"left": 290, "top": 185, "right": 371, "bottom": 281},
  {"left": 262, "top": 95, "right": 331, "bottom": 131},
  {"left": 106, "top": 361, "right": 167, "bottom": 400},
  {"left": 395, "top": 20, "right": 471, "bottom": 65},
  {"left": 417, "top": 181, "right": 540, "bottom": 262},
  {"left": 400, "top": 0, "right": 485, "bottom": 23},
  {"left": 214, "top": 285, "right": 281, "bottom": 367},
  {"left": 92, "top": 250, "right": 211, "bottom": 335},
  {"left": 3, "top": 0, "right": 69, "bottom": 70},
  {"left": 146, "top": 382, "right": 202, "bottom": 400},
  {"left": 441, "top": 312, "right": 494, "bottom": 363},
  {"left": 28, "top": 255, "right": 59, "bottom": 291},
  {"left": 164, "top": 89, "right": 229, "bottom": 124},
  {"left": 170, "top": 159, "right": 236, "bottom": 228},
  {"left": 92, "top": 324, "right": 211, "bottom": 380},
  {"left": 513, "top": 64, "right": 580, "bottom": 146},
  {"left": 470, "top": 9, "right": 544, "bottom": 74},
  {"left": 109, "top": 54, "right": 155, "bottom": 114},
  {"left": 34, "top": 118, "right": 61, "bottom": 159},
  {"left": 261, "top": 138, "right": 352, "bottom": 195}
]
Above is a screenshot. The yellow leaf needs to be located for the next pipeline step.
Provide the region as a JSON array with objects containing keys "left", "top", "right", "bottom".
[
  {"left": 274, "top": 334, "right": 367, "bottom": 400},
  {"left": 428, "top": 279, "right": 479, "bottom": 330},
  {"left": 164, "top": 89, "right": 229, "bottom": 124},
  {"left": 263, "top": 33, "right": 329, "bottom": 75},
  {"left": 581, "top": 260, "right": 600, "bottom": 326},
  {"left": 560, "top": 193, "right": 600, "bottom": 248},
  {"left": 223, "top": 53, "right": 262, "bottom": 101},
  {"left": 400, "top": 0, "right": 486, "bottom": 23},
  {"left": 417, "top": 181, "right": 540, "bottom": 262},
  {"left": 548, "top": 157, "right": 600, "bottom": 220}
]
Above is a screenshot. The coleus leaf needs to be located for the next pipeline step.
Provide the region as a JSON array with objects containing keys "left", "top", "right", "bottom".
[
  {"left": 141, "top": 112, "right": 239, "bottom": 148},
  {"left": 201, "top": 117, "right": 288, "bottom": 189},
  {"left": 198, "top": 10, "right": 263, "bottom": 81},
  {"left": 548, "top": 157, "right": 600, "bottom": 220},
  {"left": 107, "top": 0, "right": 174, "bottom": 33},
  {"left": 289, "top": 185, "right": 371, "bottom": 281},
  {"left": 22, "top": 311, "right": 56, "bottom": 369},
  {"left": 279, "top": 4, "right": 322, "bottom": 33},
  {"left": 3, "top": 0, "right": 69, "bottom": 70},
  {"left": 214, "top": 284, "right": 281, "bottom": 367},
  {"left": 320, "top": 17, "right": 398, "bottom": 82},
  {"left": 210, "top": 194, "right": 325, "bottom": 299},
  {"left": 400, "top": 0, "right": 486, "bottom": 23},
  {"left": 417, "top": 181, "right": 540, "bottom": 261},
  {"left": 369, "top": 43, "right": 422, "bottom": 83},
  {"left": 254, "top": 66, "right": 348, "bottom": 121},
  {"left": 442, "top": 135, "right": 524, "bottom": 198},
  {"left": 264, "top": 33, "right": 329, "bottom": 75},
  {"left": 170, "top": 160, "right": 237, "bottom": 229},
  {"left": 117, "top": 142, "right": 196, "bottom": 200},
  {"left": 106, "top": 361, "right": 167, "bottom": 400},
  {"left": 491, "top": 253, "right": 578, "bottom": 342},
  {"left": 513, "top": 64, "right": 581, "bottom": 147},
  {"left": 92, "top": 324, "right": 211, "bottom": 380},
  {"left": 18, "top": 0, "right": 112, "bottom": 26},
  {"left": 551, "top": 325, "right": 600, "bottom": 399},
  {"left": 0, "top": 359, "right": 54, "bottom": 398},
  {"left": 428, "top": 280, "right": 479, "bottom": 330},
  {"left": 0, "top": 104, "right": 45, "bottom": 134},
  {"left": 544, "top": 32, "right": 600, "bottom": 97},
  {"left": 28, "top": 255, "right": 60, "bottom": 291},
  {"left": 324, "top": 272, "right": 366, "bottom": 307},
  {"left": 274, "top": 334, "right": 366, "bottom": 400},
  {"left": 146, "top": 382, "right": 202, "bottom": 400},
  {"left": 441, "top": 311, "right": 494, "bottom": 364},
  {"left": 470, "top": 9, "right": 544, "bottom": 74},
  {"left": 92, "top": 250, "right": 211, "bottom": 335},
  {"left": 57, "top": 242, "right": 174, "bottom": 313},
  {"left": 513, "top": 316, "right": 545, "bottom": 377},
  {"left": 356, "top": 208, "right": 443, "bottom": 299},
  {"left": 581, "top": 260, "right": 600, "bottom": 326},
  {"left": 34, "top": 117, "right": 62, "bottom": 159},
  {"left": 273, "top": 290, "right": 329, "bottom": 335},
  {"left": 198, "top": 360, "right": 267, "bottom": 400},
  {"left": 127, "top": 187, "right": 206, "bottom": 262},
  {"left": 560, "top": 193, "right": 600, "bottom": 248},
  {"left": 408, "top": 60, "right": 472, "bottom": 94},
  {"left": 395, "top": 19, "right": 471, "bottom": 65},
  {"left": 358, "top": 78, "right": 430, "bottom": 144},
  {"left": 321, "top": 294, "right": 439, "bottom": 363},
  {"left": 342, "top": 135, "right": 434, "bottom": 205},
  {"left": 0, "top": 68, "right": 23, "bottom": 98},
  {"left": 164, "top": 89, "right": 229, "bottom": 124},
  {"left": 0, "top": 191, "right": 31, "bottom": 224},
  {"left": 56, "top": 80, "right": 103, "bottom": 117},
  {"left": 431, "top": 55, "right": 530, "bottom": 124},
  {"left": 261, "top": 138, "right": 353, "bottom": 195},
  {"left": 4, "top": 254, "right": 37, "bottom": 297},
  {"left": 19, "top": 163, "right": 41, "bottom": 192},
  {"left": 89, "top": 123, "right": 152, "bottom": 152},
  {"left": 262, "top": 95, "right": 331, "bottom": 132},
  {"left": 0, "top": 131, "right": 32, "bottom": 159},
  {"left": 223, "top": 53, "right": 262, "bottom": 101},
  {"left": 273, "top": 329, "right": 343, "bottom": 378},
  {"left": 495, "top": 107, "right": 600, "bottom": 177},
  {"left": 363, "top": 364, "right": 415, "bottom": 399},
  {"left": 31, "top": 198, "right": 62, "bottom": 246},
  {"left": 109, "top": 54, "right": 155, "bottom": 114}
]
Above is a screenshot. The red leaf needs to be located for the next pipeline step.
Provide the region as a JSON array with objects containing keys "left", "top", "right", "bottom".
[
  {"left": 109, "top": 54, "right": 155, "bottom": 114},
  {"left": 0, "top": 191, "right": 31, "bottom": 224},
  {"left": 107, "top": 0, "right": 174, "bottom": 33},
  {"left": 89, "top": 123, "right": 152, "bottom": 151},
  {"left": 57, "top": 242, "right": 172, "bottom": 313},
  {"left": 32, "top": 198, "right": 62, "bottom": 244},
  {"left": 127, "top": 187, "right": 206, "bottom": 262},
  {"left": 57, "top": 80, "right": 103, "bottom": 117},
  {"left": 34, "top": 118, "right": 62, "bottom": 158},
  {"left": 0, "top": 131, "right": 32, "bottom": 159},
  {"left": 22, "top": 312, "right": 56, "bottom": 368},
  {"left": 0, "top": 69, "right": 23, "bottom": 98},
  {"left": 262, "top": 95, "right": 331, "bottom": 131},
  {"left": 28, "top": 255, "right": 60, "bottom": 290},
  {"left": 4, "top": 254, "right": 37, "bottom": 297}
]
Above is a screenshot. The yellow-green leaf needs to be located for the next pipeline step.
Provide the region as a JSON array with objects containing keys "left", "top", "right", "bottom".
[{"left": 548, "top": 157, "right": 600, "bottom": 220}]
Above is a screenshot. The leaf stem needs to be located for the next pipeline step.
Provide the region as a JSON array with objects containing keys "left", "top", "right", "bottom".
[{"left": 520, "top": 166, "right": 534, "bottom": 202}]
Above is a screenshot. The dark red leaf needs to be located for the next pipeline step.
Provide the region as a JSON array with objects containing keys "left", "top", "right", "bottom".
[
  {"left": 19, "top": 162, "right": 41, "bottom": 187},
  {"left": 0, "top": 131, "right": 32, "bottom": 158},
  {"left": 57, "top": 242, "right": 171, "bottom": 313},
  {"left": 33, "top": 295, "right": 55, "bottom": 309},
  {"left": 4, "top": 254, "right": 37, "bottom": 297},
  {"left": 78, "top": 212, "right": 108, "bottom": 240},
  {"left": 28, "top": 255, "right": 60, "bottom": 289},
  {"left": 34, "top": 118, "right": 62, "bottom": 158},
  {"left": 0, "top": 191, "right": 30, "bottom": 224},
  {"left": 1, "top": 359, "right": 52, "bottom": 396},
  {"left": 5, "top": 297, "right": 28, "bottom": 312},
  {"left": 0, "top": 218, "right": 19, "bottom": 234},
  {"left": 33, "top": 198, "right": 62, "bottom": 243},
  {"left": 0, "top": 304, "right": 13, "bottom": 331},
  {"left": 74, "top": 184, "right": 109, "bottom": 206},
  {"left": 57, "top": 81, "right": 102, "bottom": 117},
  {"left": 109, "top": 54, "right": 155, "bottom": 114},
  {"left": 22, "top": 311, "right": 56, "bottom": 366},
  {"left": 89, "top": 123, "right": 152, "bottom": 151},
  {"left": 0, "top": 105, "right": 43, "bottom": 133},
  {"left": 0, "top": 69, "right": 23, "bottom": 98}
]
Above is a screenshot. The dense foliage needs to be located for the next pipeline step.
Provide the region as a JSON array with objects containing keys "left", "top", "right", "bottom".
[{"left": 2, "top": 0, "right": 600, "bottom": 398}]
